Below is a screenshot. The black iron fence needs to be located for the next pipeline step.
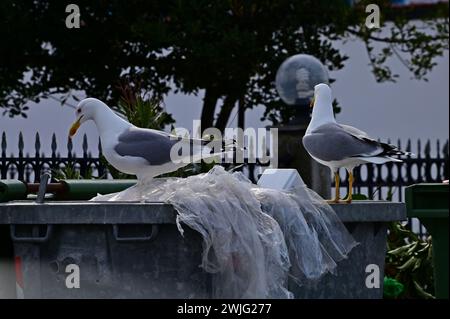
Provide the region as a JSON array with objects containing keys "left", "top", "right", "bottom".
[
  {"left": 335, "top": 139, "right": 449, "bottom": 202},
  {"left": 334, "top": 138, "right": 449, "bottom": 239},
  {"left": 1, "top": 132, "right": 448, "bottom": 192},
  {"left": 1, "top": 131, "right": 448, "bottom": 192},
  {"left": 1, "top": 132, "right": 448, "bottom": 238},
  {"left": 1, "top": 132, "right": 106, "bottom": 182}
]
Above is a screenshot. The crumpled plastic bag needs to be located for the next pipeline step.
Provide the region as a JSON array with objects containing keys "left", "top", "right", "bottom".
[{"left": 92, "top": 166, "right": 357, "bottom": 298}]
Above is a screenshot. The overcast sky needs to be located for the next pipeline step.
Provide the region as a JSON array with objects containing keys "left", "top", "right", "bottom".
[{"left": 0, "top": 38, "right": 448, "bottom": 157}]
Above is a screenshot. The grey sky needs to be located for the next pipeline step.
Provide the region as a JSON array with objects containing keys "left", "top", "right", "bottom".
[{"left": 0, "top": 38, "right": 448, "bottom": 157}]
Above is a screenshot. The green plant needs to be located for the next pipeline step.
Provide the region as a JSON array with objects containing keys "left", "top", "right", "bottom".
[
  {"left": 385, "top": 222, "right": 435, "bottom": 299},
  {"left": 353, "top": 188, "right": 435, "bottom": 299},
  {"left": 383, "top": 276, "right": 405, "bottom": 299},
  {"left": 52, "top": 164, "right": 94, "bottom": 180},
  {"left": 115, "top": 81, "right": 175, "bottom": 130}
]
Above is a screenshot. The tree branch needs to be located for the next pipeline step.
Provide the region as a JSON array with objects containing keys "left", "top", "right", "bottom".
[
  {"left": 346, "top": 26, "right": 448, "bottom": 44},
  {"left": 200, "top": 88, "right": 219, "bottom": 130},
  {"left": 214, "top": 95, "right": 238, "bottom": 133}
]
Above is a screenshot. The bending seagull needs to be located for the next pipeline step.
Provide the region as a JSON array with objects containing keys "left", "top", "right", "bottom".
[
  {"left": 303, "top": 84, "right": 410, "bottom": 204},
  {"left": 69, "top": 98, "right": 224, "bottom": 180}
]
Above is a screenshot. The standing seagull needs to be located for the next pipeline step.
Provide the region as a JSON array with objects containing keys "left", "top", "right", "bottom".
[
  {"left": 303, "top": 84, "right": 410, "bottom": 203},
  {"left": 69, "top": 98, "right": 224, "bottom": 180}
]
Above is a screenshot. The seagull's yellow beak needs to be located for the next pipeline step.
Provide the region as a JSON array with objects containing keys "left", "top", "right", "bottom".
[
  {"left": 69, "top": 116, "right": 82, "bottom": 138},
  {"left": 310, "top": 95, "right": 315, "bottom": 108}
]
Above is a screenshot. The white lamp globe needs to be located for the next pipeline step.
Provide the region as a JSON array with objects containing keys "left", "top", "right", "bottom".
[{"left": 275, "top": 54, "right": 329, "bottom": 106}]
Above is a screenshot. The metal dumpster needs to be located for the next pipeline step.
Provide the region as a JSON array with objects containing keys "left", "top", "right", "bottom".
[
  {"left": 405, "top": 183, "right": 449, "bottom": 299},
  {"left": 290, "top": 201, "right": 406, "bottom": 299},
  {"left": 0, "top": 202, "right": 210, "bottom": 299},
  {"left": 0, "top": 200, "right": 406, "bottom": 299}
]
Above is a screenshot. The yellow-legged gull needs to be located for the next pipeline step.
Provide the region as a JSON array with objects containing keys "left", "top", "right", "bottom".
[{"left": 303, "top": 84, "right": 410, "bottom": 203}]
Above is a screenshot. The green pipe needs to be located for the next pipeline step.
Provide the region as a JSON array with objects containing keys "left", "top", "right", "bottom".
[
  {"left": 57, "top": 179, "right": 137, "bottom": 200},
  {"left": 0, "top": 180, "right": 27, "bottom": 202}
]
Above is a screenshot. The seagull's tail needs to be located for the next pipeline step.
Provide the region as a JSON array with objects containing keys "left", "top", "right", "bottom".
[{"left": 380, "top": 142, "right": 414, "bottom": 158}]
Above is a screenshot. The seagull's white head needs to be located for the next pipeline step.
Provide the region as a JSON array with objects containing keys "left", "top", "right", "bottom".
[
  {"left": 69, "top": 98, "right": 109, "bottom": 137},
  {"left": 306, "top": 83, "right": 336, "bottom": 132},
  {"left": 312, "top": 83, "right": 332, "bottom": 107}
]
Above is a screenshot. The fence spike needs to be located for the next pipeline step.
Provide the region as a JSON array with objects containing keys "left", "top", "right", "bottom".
[
  {"left": 397, "top": 138, "right": 401, "bottom": 149},
  {"left": 18, "top": 132, "right": 24, "bottom": 157},
  {"left": 436, "top": 140, "right": 441, "bottom": 159},
  {"left": 82, "top": 134, "right": 88, "bottom": 157},
  {"left": 417, "top": 140, "right": 421, "bottom": 158},
  {"left": 425, "top": 140, "right": 431, "bottom": 158},
  {"left": 35, "top": 132, "right": 41, "bottom": 157},
  {"left": 98, "top": 137, "right": 103, "bottom": 156},
  {"left": 1, "top": 132, "right": 6, "bottom": 157},
  {"left": 406, "top": 139, "right": 411, "bottom": 153},
  {"left": 67, "top": 137, "right": 73, "bottom": 157},
  {"left": 443, "top": 140, "right": 449, "bottom": 157},
  {"left": 51, "top": 133, "right": 57, "bottom": 157}
]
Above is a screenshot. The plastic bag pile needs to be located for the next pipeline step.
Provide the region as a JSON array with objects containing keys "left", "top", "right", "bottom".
[{"left": 92, "top": 166, "right": 357, "bottom": 298}]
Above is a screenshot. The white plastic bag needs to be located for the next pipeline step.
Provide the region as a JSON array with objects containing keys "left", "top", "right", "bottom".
[{"left": 92, "top": 166, "right": 357, "bottom": 298}]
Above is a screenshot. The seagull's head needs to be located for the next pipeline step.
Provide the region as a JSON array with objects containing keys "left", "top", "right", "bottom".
[
  {"left": 69, "top": 98, "right": 106, "bottom": 138},
  {"left": 310, "top": 83, "right": 332, "bottom": 108}
]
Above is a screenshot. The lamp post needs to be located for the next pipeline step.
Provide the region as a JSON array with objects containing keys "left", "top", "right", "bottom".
[
  {"left": 273, "top": 54, "right": 331, "bottom": 198},
  {"left": 275, "top": 54, "right": 329, "bottom": 125}
]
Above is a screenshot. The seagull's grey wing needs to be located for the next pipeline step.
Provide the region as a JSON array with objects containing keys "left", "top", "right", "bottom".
[
  {"left": 114, "top": 127, "right": 205, "bottom": 165},
  {"left": 302, "top": 123, "right": 385, "bottom": 162},
  {"left": 338, "top": 124, "right": 408, "bottom": 157},
  {"left": 339, "top": 124, "right": 370, "bottom": 139}
]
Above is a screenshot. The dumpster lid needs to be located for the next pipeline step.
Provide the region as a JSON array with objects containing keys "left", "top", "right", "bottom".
[
  {"left": 0, "top": 201, "right": 177, "bottom": 224},
  {"left": 0, "top": 200, "right": 406, "bottom": 224}
]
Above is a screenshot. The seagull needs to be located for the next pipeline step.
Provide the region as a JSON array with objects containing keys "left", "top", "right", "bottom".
[
  {"left": 68, "top": 98, "right": 225, "bottom": 180},
  {"left": 303, "top": 83, "right": 410, "bottom": 204}
]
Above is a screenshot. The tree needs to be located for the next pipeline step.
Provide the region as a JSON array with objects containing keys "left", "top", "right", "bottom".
[{"left": 0, "top": 0, "right": 448, "bottom": 129}]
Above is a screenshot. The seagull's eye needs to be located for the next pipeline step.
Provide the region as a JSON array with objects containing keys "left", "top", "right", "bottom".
[{"left": 77, "top": 109, "right": 81, "bottom": 114}]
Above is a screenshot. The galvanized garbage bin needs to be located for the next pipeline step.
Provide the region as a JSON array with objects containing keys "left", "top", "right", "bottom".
[
  {"left": 405, "top": 183, "right": 449, "bottom": 299},
  {"left": 1, "top": 201, "right": 406, "bottom": 299},
  {"left": 290, "top": 201, "right": 406, "bottom": 299},
  {"left": 0, "top": 202, "right": 210, "bottom": 299}
]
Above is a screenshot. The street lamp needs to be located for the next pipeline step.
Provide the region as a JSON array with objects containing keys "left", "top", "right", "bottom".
[{"left": 275, "top": 54, "right": 329, "bottom": 126}]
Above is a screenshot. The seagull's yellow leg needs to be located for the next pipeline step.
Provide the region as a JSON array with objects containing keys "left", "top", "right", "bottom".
[
  {"left": 345, "top": 171, "right": 354, "bottom": 204},
  {"left": 326, "top": 172, "right": 341, "bottom": 203}
]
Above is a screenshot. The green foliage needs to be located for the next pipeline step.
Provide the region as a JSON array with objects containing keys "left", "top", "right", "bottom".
[
  {"left": 354, "top": 187, "right": 435, "bottom": 299},
  {"left": 52, "top": 164, "right": 93, "bottom": 180},
  {"left": 349, "top": 193, "right": 369, "bottom": 201},
  {"left": 350, "top": 0, "right": 449, "bottom": 83},
  {"left": 383, "top": 276, "right": 405, "bottom": 298},
  {"left": 385, "top": 222, "right": 435, "bottom": 299},
  {"left": 0, "top": 0, "right": 448, "bottom": 126},
  {"left": 115, "top": 81, "right": 175, "bottom": 130}
]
